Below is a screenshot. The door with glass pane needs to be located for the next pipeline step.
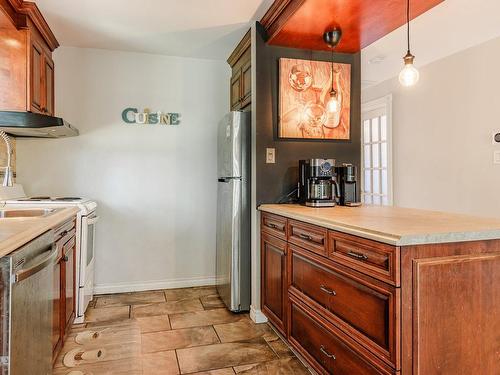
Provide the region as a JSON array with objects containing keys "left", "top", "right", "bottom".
[{"left": 361, "top": 96, "right": 393, "bottom": 206}]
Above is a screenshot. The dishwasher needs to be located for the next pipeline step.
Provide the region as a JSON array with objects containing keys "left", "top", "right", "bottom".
[{"left": 0, "top": 230, "right": 56, "bottom": 375}]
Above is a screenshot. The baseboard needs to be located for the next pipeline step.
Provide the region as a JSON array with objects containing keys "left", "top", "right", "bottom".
[
  {"left": 250, "top": 305, "right": 268, "bottom": 323},
  {"left": 94, "top": 276, "right": 216, "bottom": 295}
]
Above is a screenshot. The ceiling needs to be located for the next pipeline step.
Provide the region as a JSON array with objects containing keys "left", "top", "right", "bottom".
[
  {"left": 362, "top": 0, "right": 500, "bottom": 87},
  {"left": 34, "top": 0, "right": 274, "bottom": 60},
  {"left": 262, "top": 0, "right": 443, "bottom": 53}
]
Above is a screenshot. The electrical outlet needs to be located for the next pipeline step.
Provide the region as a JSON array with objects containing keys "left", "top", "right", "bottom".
[
  {"left": 266, "top": 148, "right": 276, "bottom": 164},
  {"left": 494, "top": 151, "right": 500, "bottom": 165}
]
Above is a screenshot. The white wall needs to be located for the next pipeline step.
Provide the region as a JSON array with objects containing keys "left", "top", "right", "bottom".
[
  {"left": 363, "top": 37, "right": 500, "bottom": 218},
  {"left": 17, "top": 47, "right": 230, "bottom": 292}
]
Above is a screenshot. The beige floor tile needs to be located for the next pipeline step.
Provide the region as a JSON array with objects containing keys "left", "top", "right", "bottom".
[
  {"left": 176, "top": 338, "right": 278, "bottom": 374},
  {"left": 95, "top": 291, "right": 166, "bottom": 308},
  {"left": 200, "top": 294, "right": 226, "bottom": 309},
  {"left": 166, "top": 286, "right": 218, "bottom": 301},
  {"left": 131, "top": 299, "right": 204, "bottom": 318},
  {"left": 214, "top": 320, "right": 277, "bottom": 343},
  {"left": 170, "top": 308, "right": 247, "bottom": 329},
  {"left": 188, "top": 369, "right": 235, "bottom": 375},
  {"left": 142, "top": 326, "right": 219, "bottom": 353},
  {"left": 233, "top": 358, "right": 310, "bottom": 374},
  {"left": 52, "top": 358, "right": 142, "bottom": 374},
  {"left": 84, "top": 306, "right": 130, "bottom": 323},
  {"left": 142, "top": 350, "right": 180, "bottom": 375},
  {"left": 135, "top": 315, "right": 171, "bottom": 333},
  {"left": 266, "top": 336, "right": 295, "bottom": 358}
]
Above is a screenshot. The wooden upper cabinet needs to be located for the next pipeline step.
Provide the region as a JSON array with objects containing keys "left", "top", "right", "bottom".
[
  {"left": 227, "top": 29, "right": 251, "bottom": 111},
  {"left": 240, "top": 59, "right": 251, "bottom": 108},
  {"left": 0, "top": 0, "right": 59, "bottom": 114},
  {"left": 230, "top": 70, "right": 242, "bottom": 110},
  {"left": 43, "top": 53, "right": 55, "bottom": 116},
  {"left": 29, "top": 39, "right": 43, "bottom": 113}
]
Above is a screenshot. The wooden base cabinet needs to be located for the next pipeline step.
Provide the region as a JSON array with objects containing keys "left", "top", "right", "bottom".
[
  {"left": 260, "top": 233, "right": 287, "bottom": 336},
  {"left": 289, "top": 296, "right": 397, "bottom": 375},
  {"left": 52, "top": 218, "right": 77, "bottom": 363},
  {"left": 260, "top": 211, "right": 500, "bottom": 375}
]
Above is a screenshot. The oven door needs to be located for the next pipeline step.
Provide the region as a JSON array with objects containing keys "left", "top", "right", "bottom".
[{"left": 78, "top": 212, "right": 99, "bottom": 315}]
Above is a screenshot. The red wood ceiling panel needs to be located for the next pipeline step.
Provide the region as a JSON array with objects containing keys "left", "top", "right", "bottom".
[{"left": 261, "top": 0, "right": 444, "bottom": 53}]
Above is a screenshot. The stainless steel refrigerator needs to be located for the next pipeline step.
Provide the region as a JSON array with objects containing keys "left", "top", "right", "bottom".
[{"left": 216, "top": 111, "right": 251, "bottom": 312}]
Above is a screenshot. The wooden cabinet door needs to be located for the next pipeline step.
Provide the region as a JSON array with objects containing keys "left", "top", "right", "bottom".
[
  {"left": 64, "top": 238, "right": 76, "bottom": 328},
  {"left": 43, "top": 54, "right": 55, "bottom": 115},
  {"left": 30, "top": 41, "right": 43, "bottom": 113},
  {"left": 230, "top": 71, "right": 242, "bottom": 110},
  {"left": 240, "top": 60, "right": 251, "bottom": 109},
  {"left": 52, "top": 256, "right": 62, "bottom": 354},
  {"left": 261, "top": 233, "right": 287, "bottom": 335}
]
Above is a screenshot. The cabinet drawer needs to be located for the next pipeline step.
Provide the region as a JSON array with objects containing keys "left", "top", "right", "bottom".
[
  {"left": 261, "top": 213, "right": 287, "bottom": 240},
  {"left": 288, "top": 296, "right": 396, "bottom": 375},
  {"left": 289, "top": 220, "right": 327, "bottom": 256},
  {"left": 329, "top": 231, "right": 400, "bottom": 286},
  {"left": 290, "top": 245, "right": 399, "bottom": 368}
]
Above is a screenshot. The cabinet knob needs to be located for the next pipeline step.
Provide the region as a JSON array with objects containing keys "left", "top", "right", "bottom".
[{"left": 63, "top": 255, "right": 69, "bottom": 262}]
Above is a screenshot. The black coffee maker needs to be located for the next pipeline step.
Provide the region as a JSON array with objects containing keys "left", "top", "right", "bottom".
[
  {"left": 335, "top": 164, "right": 361, "bottom": 206},
  {"left": 298, "top": 159, "right": 338, "bottom": 207}
]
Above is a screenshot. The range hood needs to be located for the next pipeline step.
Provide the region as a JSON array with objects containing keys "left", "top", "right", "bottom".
[{"left": 0, "top": 111, "right": 79, "bottom": 138}]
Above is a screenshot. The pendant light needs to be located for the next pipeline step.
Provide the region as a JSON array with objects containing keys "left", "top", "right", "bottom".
[
  {"left": 399, "top": 0, "right": 419, "bottom": 87},
  {"left": 323, "top": 28, "right": 342, "bottom": 113}
]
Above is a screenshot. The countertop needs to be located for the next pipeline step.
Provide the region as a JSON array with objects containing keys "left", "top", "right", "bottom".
[
  {"left": 259, "top": 204, "right": 500, "bottom": 246},
  {"left": 0, "top": 207, "right": 79, "bottom": 257}
]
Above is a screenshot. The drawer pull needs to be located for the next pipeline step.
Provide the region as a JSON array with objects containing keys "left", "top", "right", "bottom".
[
  {"left": 299, "top": 233, "right": 313, "bottom": 241},
  {"left": 347, "top": 251, "right": 369, "bottom": 260},
  {"left": 267, "top": 223, "right": 279, "bottom": 229},
  {"left": 320, "top": 345, "right": 336, "bottom": 360},
  {"left": 320, "top": 285, "right": 336, "bottom": 296}
]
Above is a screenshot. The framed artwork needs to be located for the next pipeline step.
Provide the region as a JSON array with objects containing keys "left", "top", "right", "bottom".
[{"left": 278, "top": 57, "right": 351, "bottom": 140}]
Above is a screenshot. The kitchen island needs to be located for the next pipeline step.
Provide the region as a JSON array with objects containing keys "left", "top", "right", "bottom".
[{"left": 258, "top": 204, "right": 500, "bottom": 375}]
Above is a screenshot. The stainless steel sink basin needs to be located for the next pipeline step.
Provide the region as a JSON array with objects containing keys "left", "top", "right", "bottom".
[{"left": 0, "top": 208, "right": 60, "bottom": 218}]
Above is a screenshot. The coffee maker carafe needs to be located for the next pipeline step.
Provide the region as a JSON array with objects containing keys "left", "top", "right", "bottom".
[
  {"left": 335, "top": 164, "right": 361, "bottom": 206},
  {"left": 299, "top": 159, "right": 338, "bottom": 207}
]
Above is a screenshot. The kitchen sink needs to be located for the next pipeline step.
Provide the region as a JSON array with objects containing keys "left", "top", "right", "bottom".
[{"left": 0, "top": 208, "right": 60, "bottom": 218}]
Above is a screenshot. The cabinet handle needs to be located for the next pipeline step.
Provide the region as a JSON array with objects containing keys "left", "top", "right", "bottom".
[
  {"left": 266, "top": 223, "right": 278, "bottom": 229},
  {"left": 320, "top": 285, "right": 336, "bottom": 296},
  {"left": 298, "top": 233, "right": 312, "bottom": 241},
  {"left": 320, "top": 346, "right": 336, "bottom": 360},
  {"left": 347, "top": 251, "right": 368, "bottom": 260}
]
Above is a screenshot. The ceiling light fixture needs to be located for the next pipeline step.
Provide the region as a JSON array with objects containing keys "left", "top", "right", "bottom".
[
  {"left": 399, "top": 0, "right": 419, "bottom": 87},
  {"left": 323, "top": 28, "right": 342, "bottom": 113}
]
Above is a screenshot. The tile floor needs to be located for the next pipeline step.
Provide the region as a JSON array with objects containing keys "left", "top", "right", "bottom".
[{"left": 53, "top": 286, "right": 312, "bottom": 374}]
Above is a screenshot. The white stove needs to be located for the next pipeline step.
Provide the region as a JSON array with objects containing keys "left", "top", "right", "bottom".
[{"left": 3, "top": 191, "right": 98, "bottom": 324}]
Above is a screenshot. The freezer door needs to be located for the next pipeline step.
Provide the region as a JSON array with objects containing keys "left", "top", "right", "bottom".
[
  {"left": 217, "top": 112, "right": 247, "bottom": 178},
  {"left": 216, "top": 178, "right": 241, "bottom": 311}
]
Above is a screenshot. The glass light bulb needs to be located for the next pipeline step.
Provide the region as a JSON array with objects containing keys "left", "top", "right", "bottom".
[
  {"left": 399, "top": 62, "right": 419, "bottom": 87},
  {"left": 326, "top": 93, "right": 339, "bottom": 113}
]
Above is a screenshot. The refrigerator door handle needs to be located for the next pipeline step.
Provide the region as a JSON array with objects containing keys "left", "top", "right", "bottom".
[{"left": 218, "top": 177, "right": 242, "bottom": 182}]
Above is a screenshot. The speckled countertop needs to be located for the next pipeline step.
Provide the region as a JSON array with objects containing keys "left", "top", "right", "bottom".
[
  {"left": 0, "top": 207, "right": 79, "bottom": 257},
  {"left": 259, "top": 204, "right": 500, "bottom": 246}
]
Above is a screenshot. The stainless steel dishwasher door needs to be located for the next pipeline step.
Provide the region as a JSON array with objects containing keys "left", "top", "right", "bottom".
[{"left": 9, "top": 231, "right": 55, "bottom": 375}]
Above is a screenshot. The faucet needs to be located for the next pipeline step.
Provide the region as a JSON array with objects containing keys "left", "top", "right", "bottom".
[{"left": 0, "top": 131, "right": 13, "bottom": 187}]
